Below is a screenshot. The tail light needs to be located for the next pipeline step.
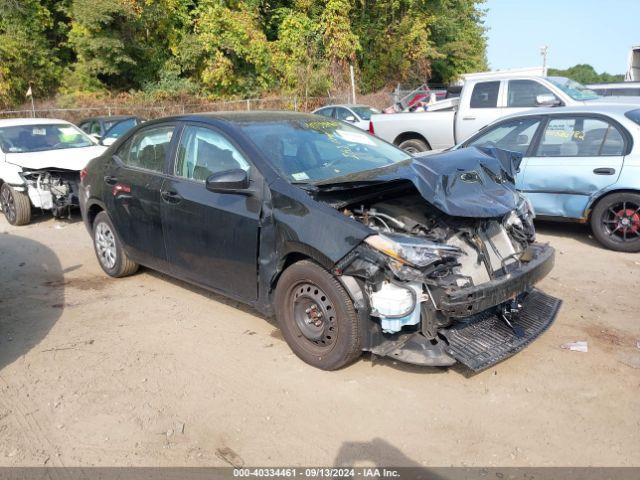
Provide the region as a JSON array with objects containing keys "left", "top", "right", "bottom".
[
  {"left": 368, "top": 120, "right": 375, "bottom": 135},
  {"left": 80, "top": 168, "right": 88, "bottom": 182}
]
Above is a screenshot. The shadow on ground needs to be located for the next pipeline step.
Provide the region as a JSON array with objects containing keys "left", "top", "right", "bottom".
[
  {"left": 334, "top": 438, "right": 425, "bottom": 468},
  {"left": 533, "top": 220, "right": 601, "bottom": 248},
  {"left": 0, "top": 233, "right": 64, "bottom": 370}
]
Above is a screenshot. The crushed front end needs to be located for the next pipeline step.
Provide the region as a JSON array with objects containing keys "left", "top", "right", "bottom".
[
  {"left": 21, "top": 169, "right": 80, "bottom": 218},
  {"left": 321, "top": 148, "right": 561, "bottom": 371}
]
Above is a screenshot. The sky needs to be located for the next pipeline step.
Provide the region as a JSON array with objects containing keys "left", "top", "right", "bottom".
[{"left": 484, "top": 0, "right": 640, "bottom": 74}]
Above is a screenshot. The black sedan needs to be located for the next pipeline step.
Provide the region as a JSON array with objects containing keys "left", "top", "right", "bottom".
[{"left": 79, "top": 112, "right": 560, "bottom": 371}]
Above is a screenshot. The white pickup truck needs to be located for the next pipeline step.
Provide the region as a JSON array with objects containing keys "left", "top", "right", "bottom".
[{"left": 370, "top": 69, "right": 640, "bottom": 153}]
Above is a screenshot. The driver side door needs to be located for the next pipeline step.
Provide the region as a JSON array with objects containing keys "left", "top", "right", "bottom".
[{"left": 161, "top": 123, "right": 262, "bottom": 300}]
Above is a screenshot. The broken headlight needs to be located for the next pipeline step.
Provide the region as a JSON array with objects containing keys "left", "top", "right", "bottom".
[{"left": 365, "top": 233, "right": 463, "bottom": 268}]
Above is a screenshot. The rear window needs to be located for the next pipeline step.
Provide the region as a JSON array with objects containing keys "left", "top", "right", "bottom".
[
  {"left": 470, "top": 81, "right": 500, "bottom": 109},
  {"left": 625, "top": 109, "right": 640, "bottom": 125}
]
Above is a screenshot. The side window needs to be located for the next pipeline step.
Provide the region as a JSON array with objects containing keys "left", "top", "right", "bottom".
[
  {"left": 90, "top": 122, "right": 102, "bottom": 136},
  {"left": 79, "top": 122, "right": 91, "bottom": 133},
  {"left": 315, "top": 108, "right": 334, "bottom": 118},
  {"left": 535, "top": 117, "right": 625, "bottom": 157},
  {"left": 335, "top": 108, "right": 353, "bottom": 121},
  {"left": 469, "top": 81, "right": 500, "bottom": 108},
  {"left": 467, "top": 118, "right": 541, "bottom": 154},
  {"left": 117, "top": 125, "right": 174, "bottom": 172},
  {"left": 507, "top": 80, "right": 557, "bottom": 108},
  {"left": 175, "top": 126, "right": 250, "bottom": 181}
]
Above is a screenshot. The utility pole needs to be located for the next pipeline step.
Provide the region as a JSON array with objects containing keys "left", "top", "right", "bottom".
[
  {"left": 540, "top": 45, "right": 549, "bottom": 73},
  {"left": 349, "top": 65, "right": 356, "bottom": 104}
]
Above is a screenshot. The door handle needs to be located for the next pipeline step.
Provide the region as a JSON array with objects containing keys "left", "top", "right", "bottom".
[
  {"left": 104, "top": 175, "right": 118, "bottom": 185},
  {"left": 593, "top": 168, "right": 615, "bottom": 175},
  {"left": 161, "top": 190, "right": 182, "bottom": 204},
  {"left": 462, "top": 117, "right": 476, "bottom": 121}
]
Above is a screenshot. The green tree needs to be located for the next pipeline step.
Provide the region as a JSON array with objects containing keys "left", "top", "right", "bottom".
[
  {"left": 64, "top": 0, "right": 191, "bottom": 92},
  {"left": 0, "top": 0, "right": 66, "bottom": 107},
  {"left": 548, "top": 64, "right": 624, "bottom": 85}
]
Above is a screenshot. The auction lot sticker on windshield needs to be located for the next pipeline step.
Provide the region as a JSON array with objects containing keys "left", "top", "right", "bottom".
[
  {"left": 32, "top": 127, "right": 46, "bottom": 135},
  {"left": 292, "top": 172, "right": 310, "bottom": 181},
  {"left": 336, "top": 129, "right": 375, "bottom": 146}
]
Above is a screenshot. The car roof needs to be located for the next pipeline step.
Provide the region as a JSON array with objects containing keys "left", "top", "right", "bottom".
[
  {"left": 145, "top": 111, "right": 323, "bottom": 126},
  {"left": 79, "top": 115, "right": 137, "bottom": 123},
  {"left": 313, "top": 104, "right": 373, "bottom": 110},
  {"left": 0, "top": 118, "right": 72, "bottom": 127},
  {"left": 497, "top": 103, "right": 640, "bottom": 121},
  {"left": 587, "top": 82, "right": 640, "bottom": 88}
]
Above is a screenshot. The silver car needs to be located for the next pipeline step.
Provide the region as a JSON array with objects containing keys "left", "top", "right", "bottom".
[{"left": 312, "top": 104, "right": 380, "bottom": 130}]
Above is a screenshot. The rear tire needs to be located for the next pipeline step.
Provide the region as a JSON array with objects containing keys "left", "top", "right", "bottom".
[
  {"left": 92, "top": 211, "right": 139, "bottom": 277},
  {"left": 398, "top": 138, "right": 429, "bottom": 154},
  {"left": 590, "top": 192, "right": 640, "bottom": 252},
  {"left": 274, "top": 260, "right": 362, "bottom": 370},
  {"left": 1, "top": 183, "right": 31, "bottom": 226}
]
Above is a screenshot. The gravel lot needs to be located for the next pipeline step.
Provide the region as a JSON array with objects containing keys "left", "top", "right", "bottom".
[{"left": 0, "top": 213, "right": 638, "bottom": 467}]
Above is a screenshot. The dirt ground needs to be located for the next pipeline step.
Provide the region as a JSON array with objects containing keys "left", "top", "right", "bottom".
[{"left": 0, "top": 213, "right": 638, "bottom": 468}]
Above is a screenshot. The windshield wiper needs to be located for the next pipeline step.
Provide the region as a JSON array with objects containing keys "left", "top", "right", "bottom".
[{"left": 313, "top": 179, "right": 388, "bottom": 192}]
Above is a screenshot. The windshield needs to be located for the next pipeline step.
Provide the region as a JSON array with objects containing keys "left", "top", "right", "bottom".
[
  {"left": 350, "top": 106, "right": 380, "bottom": 120},
  {"left": 547, "top": 76, "right": 600, "bottom": 101},
  {"left": 0, "top": 123, "right": 94, "bottom": 153},
  {"left": 103, "top": 118, "right": 138, "bottom": 140},
  {"left": 239, "top": 119, "right": 410, "bottom": 183}
]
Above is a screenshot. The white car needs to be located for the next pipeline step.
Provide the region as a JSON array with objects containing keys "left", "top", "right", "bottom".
[
  {"left": 312, "top": 104, "right": 380, "bottom": 130},
  {"left": 0, "top": 118, "right": 107, "bottom": 225}
]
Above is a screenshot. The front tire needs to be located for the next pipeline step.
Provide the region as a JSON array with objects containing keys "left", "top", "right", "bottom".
[
  {"left": 92, "top": 211, "right": 139, "bottom": 277},
  {"left": 1, "top": 183, "right": 31, "bottom": 226},
  {"left": 274, "top": 260, "right": 362, "bottom": 370},
  {"left": 590, "top": 192, "right": 640, "bottom": 252},
  {"left": 398, "top": 138, "right": 429, "bottom": 154}
]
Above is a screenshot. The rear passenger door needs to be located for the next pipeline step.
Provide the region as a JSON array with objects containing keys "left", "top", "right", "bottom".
[
  {"left": 161, "top": 123, "right": 262, "bottom": 300},
  {"left": 519, "top": 115, "right": 626, "bottom": 219},
  {"left": 105, "top": 124, "right": 177, "bottom": 268}
]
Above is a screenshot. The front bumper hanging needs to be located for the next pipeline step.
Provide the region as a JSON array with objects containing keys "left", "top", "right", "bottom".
[
  {"left": 441, "top": 288, "right": 561, "bottom": 371},
  {"left": 375, "top": 288, "right": 561, "bottom": 371}
]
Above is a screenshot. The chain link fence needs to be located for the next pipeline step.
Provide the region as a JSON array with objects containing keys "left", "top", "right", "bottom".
[{"left": 0, "top": 95, "right": 356, "bottom": 124}]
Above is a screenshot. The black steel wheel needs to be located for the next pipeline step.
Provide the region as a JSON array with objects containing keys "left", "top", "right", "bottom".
[
  {"left": 274, "top": 260, "right": 361, "bottom": 370},
  {"left": 0, "top": 183, "right": 31, "bottom": 226},
  {"left": 591, "top": 192, "right": 640, "bottom": 252}
]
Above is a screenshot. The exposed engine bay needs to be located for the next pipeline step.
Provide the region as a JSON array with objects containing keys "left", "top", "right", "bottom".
[
  {"left": 308, "top": 146, "right": 561, "bottom": 371},
  {"left": 22, "top": 169, "right": 79, "bottom": 218}
]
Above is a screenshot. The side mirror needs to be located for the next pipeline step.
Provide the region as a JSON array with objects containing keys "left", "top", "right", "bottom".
[
  {"left": 205, "top": 169, "right": 251, "bottom": 194},
  {"left": 536, "top": 94, "right": 561, "bottom": 107},
  {"left": 344, "top": 115, "right": 357, "bottom": 123}
]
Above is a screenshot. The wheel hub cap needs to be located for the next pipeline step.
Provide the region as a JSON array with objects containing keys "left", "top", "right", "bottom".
[
  {"left": 1, "top": 188, "right": 16, "bottom": 222},
  {"left": 95, "top": 223, "right": 117, "bottom": 269}
]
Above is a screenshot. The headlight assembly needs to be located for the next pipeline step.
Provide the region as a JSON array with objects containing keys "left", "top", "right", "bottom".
[{"left": 364, "top": 233, "right": 463, "bottom": 268}]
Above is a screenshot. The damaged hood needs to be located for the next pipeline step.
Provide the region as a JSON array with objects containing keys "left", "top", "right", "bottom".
[
  {"left": 314, "top": 146, "right": 523, "bottom": 218},
  {"left": 6, "top": 145, "right": 107, "bottom": 171}
]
